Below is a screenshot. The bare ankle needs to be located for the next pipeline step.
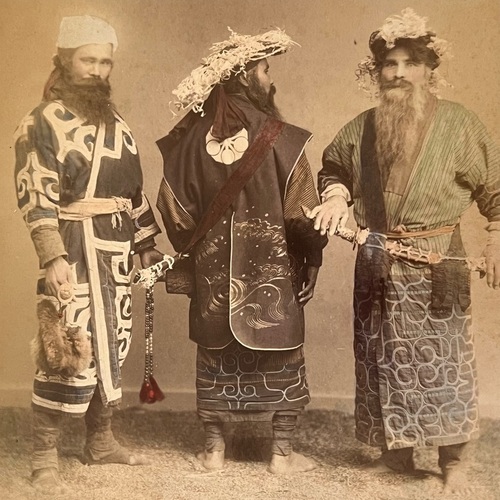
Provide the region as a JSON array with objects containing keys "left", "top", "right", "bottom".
[
  {"left": 196, "top": 449, "right": 225, "bottom": 470},
  {"left": 268, "top": 451, "right": 317, "bottom": 474}
]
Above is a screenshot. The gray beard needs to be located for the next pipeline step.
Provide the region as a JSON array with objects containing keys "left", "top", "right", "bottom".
[{"left": 375, "top": 80, "right": 430, "bottom": 173}]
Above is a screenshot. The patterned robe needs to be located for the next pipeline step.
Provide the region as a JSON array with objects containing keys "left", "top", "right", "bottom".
[
  {"left": 319, "top": 99, "right": 500, "bottom": 449},
  {"left": 157, "top": 95, "right": 327, "bottom": 412},
  {"left": 14, "top": 100, "right": 160, "bottom": 415}
]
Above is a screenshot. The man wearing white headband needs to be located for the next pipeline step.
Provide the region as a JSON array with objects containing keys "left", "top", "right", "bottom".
[
  {"left": 308, "top": 8, "right": 500, "bottom": 493},
  {"left": 156, "top": 28, "right": 327, "bottom": 474},
  {"left": 14, "top": 15, "right": 163, "bottom": 493}
]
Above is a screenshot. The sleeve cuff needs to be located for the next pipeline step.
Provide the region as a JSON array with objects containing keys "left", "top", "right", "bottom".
[
  {"left": 320, "top": 183, "right": 351, "bottom": 203},
  {"left": 30, "top": 227, "right": 67, "bottom": 268},
  {"left": 134, "top": 237, "right": 156, "bottom": 254},
  {"left": 306, "top": 250, "right": 323, "bottom": 268}
]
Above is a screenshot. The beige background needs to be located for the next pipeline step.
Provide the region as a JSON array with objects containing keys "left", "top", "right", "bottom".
[{"left": 0, "top": 0, "right": 499, "bottom": 418}]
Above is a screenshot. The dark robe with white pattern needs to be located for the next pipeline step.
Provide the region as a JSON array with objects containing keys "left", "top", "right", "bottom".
[
  {"left": 157, "top": 95, "right": 326, "bottom": 412},
  {"left": 14, "top": 100, "right": 160, "bottom": 414}
]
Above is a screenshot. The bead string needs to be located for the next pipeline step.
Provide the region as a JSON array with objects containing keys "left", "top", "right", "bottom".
[{"left": 144, "top": 286, "right": 154, "bottom": 382}]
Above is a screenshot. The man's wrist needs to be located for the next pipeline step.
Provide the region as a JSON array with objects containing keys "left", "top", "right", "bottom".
[
  {"left": 321, "top": 184, "right": 351, "bottom": 203},
  {"left": 44, "top": 255, "right": 66, "bottom": 268}
]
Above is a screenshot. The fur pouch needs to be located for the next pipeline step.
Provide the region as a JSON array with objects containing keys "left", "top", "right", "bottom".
[{"left": 31, "top": 299, "right": 92, "bottom": 377}]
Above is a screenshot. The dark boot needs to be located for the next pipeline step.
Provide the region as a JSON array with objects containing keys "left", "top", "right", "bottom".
[
  {"left": 83, "top": 389, "right": 148, "bottom": 465},
  {"left": 381, "top": 446, "right": 415, "bottom": 473},
  {"left": 363, "top": 446, "right": 415, "bottom": 474},
  {"left": 31, "top": 409, "right": 69, "bottom": 494},
  {"left": 439, "top": 443, "right": 470, "bottom": 494}
]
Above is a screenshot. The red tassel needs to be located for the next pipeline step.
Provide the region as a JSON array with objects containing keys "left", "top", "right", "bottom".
[
  {"left": 139, "top": 376, "right": 165, "bottom": 404},
  {"left": 149, "top": 375, "right": 165, "bottom": 402}
]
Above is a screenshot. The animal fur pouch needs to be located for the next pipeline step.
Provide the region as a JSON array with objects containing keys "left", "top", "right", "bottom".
[{"left": 31, "top": 299, "right": 92, "bottom": 377}]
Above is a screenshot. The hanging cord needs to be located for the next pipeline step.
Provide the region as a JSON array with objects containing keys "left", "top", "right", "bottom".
[{"left": 134, "top": 255, "right": 176, "bottom": 404}]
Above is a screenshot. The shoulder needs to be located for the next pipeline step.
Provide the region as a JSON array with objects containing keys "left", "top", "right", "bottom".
[
  {"left": 280, "top": 121, "right": 312, "bottom": 145},
  {"left": 437, "top": 99, "right": 482, "bottom": 123},
  {"left": 325, "top": 108, "right": 373, "bottom": 150},
  {"left": 14, "top": 102, "right": 50, "bottom": 142},
  {"left": 437, "top": 99, "right": 490, "bottom": 138},
  {"left": 156, "top": 111, "right": 208, "bottom": 159},
  {"left": 336, "top": 108, "right": 373, "bottom": 138},
  {"left": 19, "top": 100, "right": 74, "bottom": 129},
  {"left": 347, "top": 108, "right": 373, "bottom": 129}
]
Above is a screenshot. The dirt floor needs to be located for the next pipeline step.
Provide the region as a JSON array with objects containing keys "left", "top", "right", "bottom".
[{"left": 0, "top": 407, "right": 499, "bottom": 500}]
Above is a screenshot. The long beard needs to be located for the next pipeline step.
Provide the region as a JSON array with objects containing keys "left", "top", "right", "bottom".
[
  {"left": 246, "top": 75, "right": 283, "bottom": 120},
  {"left": 375, "top": 79, "right": 430, "bottom": 172},
  {"left": 54, "top": 73, "right": 116, "bottom": 126}
]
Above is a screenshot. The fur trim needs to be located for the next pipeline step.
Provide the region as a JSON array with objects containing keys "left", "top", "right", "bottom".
[{"left": 31, "top": 299, "right": 92, "bottom": 378}]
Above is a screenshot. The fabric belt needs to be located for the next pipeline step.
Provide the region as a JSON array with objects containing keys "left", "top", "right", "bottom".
[
  {"left": 386, "top": 224, "right": 456, "bottom": 240},
  {"left": 59, "top": 197, "right": 132, "bottom": 229}
]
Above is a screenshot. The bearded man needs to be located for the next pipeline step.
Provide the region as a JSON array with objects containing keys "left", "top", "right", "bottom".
[
  {"left": 156, "top": 29, "right": 327, "bottom": 474},
  {"left": 14, "top": 16, "right": 163, "bottom": 493},
  {"left": 308, "top": 9, "right": 500, "bottom": 493}
]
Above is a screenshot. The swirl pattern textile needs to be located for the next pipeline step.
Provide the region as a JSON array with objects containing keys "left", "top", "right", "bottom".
[
  {"left": 196, "top": 341, "right": 310, "bottom": 412},
  {"left": 354, "top": 258, "right": 479, "bottom": 450}
]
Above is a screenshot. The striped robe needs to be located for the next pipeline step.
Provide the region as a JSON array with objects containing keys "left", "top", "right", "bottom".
[
  {"left": 319, "top": 99, "right": 500, "bottom": 449},
  {"left": 14, "top": 100, "right": 160, "bottom": 415}
]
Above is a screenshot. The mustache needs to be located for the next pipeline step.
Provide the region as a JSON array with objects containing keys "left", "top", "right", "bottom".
[
  {"left": 71, "top": 77, "right": 110, "bottom": 89},
  {"left": 380, "top": 79, "right": 414, "bottom": 91}
]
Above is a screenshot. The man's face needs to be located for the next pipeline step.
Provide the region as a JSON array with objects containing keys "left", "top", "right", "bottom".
[
  {"left": 241, "top": 58, "right": 281, "bottom": 120},
  {"left": 380, "top": 47, "right": 429, "bottom": 87},
  {"left": 250, "top": 58, "right": 273, "bottom": 95},
  {"left": 70, "top": 43, "right": 113, "bottom": 83}
]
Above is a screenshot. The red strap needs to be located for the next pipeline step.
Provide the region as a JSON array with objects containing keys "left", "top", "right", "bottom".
[{"left": 183, "top": 117, "right": 285, "bottom": 253}]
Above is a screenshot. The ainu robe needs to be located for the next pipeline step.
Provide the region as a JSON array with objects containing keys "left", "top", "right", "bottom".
[
  {"left": 157, "top": 95, "right": 327, "bottom": 412},
  {"left": 14, "top": 100, "right": 160, "bottom": 414},
  {"left": 319, "top": 99, "right": 500, "bottom": 449}
]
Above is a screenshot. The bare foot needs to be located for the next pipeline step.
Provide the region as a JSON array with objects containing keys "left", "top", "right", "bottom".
[
  {"left": 361, "top": 457, "right": 416, "bottom": 475},
  {"left": 196, "top": 450, "right": 225, "bottom": 470},
  {"left": 31, "top": 468, "right": 70, "bottom": 495},
  {"left": 443, "top": 467, "right": 473, "bottom": 495},
  {"left": 268, "top": 451, "right": 317, "bottom": 474},
  {"left": 84, "top": 445, "right": 150, "bottom": 465}
]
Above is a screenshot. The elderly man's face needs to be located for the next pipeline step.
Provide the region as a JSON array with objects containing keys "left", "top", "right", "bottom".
[
  {"left": 380, "top": 47, "right": 429, "bottom": 86},
  {"left": 70, "top": 43, "right": 113, "bottom": 83}
]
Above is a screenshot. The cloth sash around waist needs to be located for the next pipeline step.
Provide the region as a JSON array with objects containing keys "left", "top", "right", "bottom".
[
  {"left": 59, "top": 197, "right": 132, "bottom": 228},
  {"left": 385, "top": 224, "right": 456, "bottom": 240}
]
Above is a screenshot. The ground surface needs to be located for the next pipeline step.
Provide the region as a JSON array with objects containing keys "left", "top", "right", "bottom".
[{"left": 0, "top": 407, "right": 499, "bottom": 500}]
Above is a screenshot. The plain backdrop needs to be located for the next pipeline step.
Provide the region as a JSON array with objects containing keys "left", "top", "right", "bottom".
[{"left": 0, "top": 0, "right": 499, "bottom": 418}]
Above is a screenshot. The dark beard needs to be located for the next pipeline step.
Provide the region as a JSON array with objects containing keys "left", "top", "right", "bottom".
[
  {"left": 375, "top": 79, "right": 429, "bottom": 173},
  {"left": 54, "top": 74, "right": 116, "bottom": 126},
  {"left": 246, "top": 74, "right": 283, "bottom": 120}
]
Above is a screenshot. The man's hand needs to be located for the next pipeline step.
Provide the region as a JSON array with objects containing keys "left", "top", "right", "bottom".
[
  {"left": 304, "top": 196, "right": 349, "bottom": 236},
  {"left": 139, "top": 248, "right": 165, "bottom": 269},
  {"left": 483, "top": 242, "right": 500, "bottom": 289},
  {"left": 298, "top": 266, "right": 319, "bottom": 306},
  {"left": 44, "top": 256, "right": 72, "bottom": 297}
]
